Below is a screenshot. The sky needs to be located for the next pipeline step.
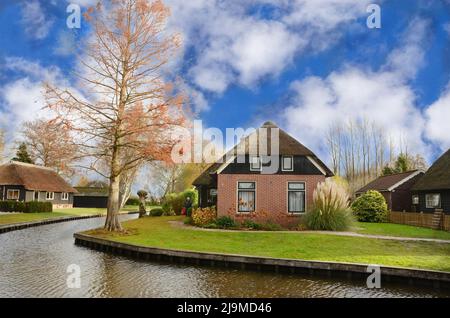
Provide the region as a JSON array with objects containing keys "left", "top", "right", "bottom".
[{"left": 0, "top": 0, "right": 449, "bottom": 168}]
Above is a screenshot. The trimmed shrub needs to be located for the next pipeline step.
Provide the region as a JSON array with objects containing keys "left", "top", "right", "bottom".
[
  {"left": 0, "top": 201, "right": 52, "bottom": 213},
  {"left": 303, "top": 179, "right": 354, "bottom": 231},
  {"left": 149, "top": 207, "right": 164, "bottom": 216},
  {"left": 192, "top": 207, "right": 217, "bottom": 226},
  {"left": 351, "top": 190, "right": 388, "bottom": 222},
  {"left": 215, "top": 216, "right": 236, "bottom": 229},
  {"left": 241, "top": 219, "right": 262, "bottom": 230}
]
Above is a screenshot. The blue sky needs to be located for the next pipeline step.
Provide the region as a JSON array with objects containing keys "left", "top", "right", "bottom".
[{"left": 0, "top": 0, "right": 449, "bottom": 166}]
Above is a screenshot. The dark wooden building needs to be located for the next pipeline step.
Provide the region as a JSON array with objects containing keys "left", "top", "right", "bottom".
[
  {"left": 411, "top": 148, "right": 450, "bottom": 214},
  {"left": 73, "top": 187, "right": 109, "bottom": 208},
  {"left": 0, "top": 161, "right": 76, "bottom": 208},
  {"left": 355, "top": 170, "right": 424, "bottom": 212}
]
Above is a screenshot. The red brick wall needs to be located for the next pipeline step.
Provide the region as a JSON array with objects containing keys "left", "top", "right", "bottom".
[{"left": 217, "top": 174, "right": 326, "bottom": 228}]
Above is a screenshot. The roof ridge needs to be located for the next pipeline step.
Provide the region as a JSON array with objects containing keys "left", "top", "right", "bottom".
[{"left": 9, "top": 161, "right": 54, "bottom": 171}]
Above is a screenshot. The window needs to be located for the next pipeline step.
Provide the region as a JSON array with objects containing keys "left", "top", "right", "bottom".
[
  {"left": 7, "top": 189, "right": 20, "bottom": 200},
  {"left": 46, "top": 192, "right": 54, "bottom": 200},
  {"left": 249, "top": 156, "right": 261, "bottom": 171},
  {"left": 61, "top": 192, "right": 69, "bottom": 201},
  {"left": 237, "top": 182, "right": 256, "bottom": 212},
  {"left": 288, "top": 182, "right": 305, "bottom": 213},
  {"left": 412, "top": 195, "right": 419, "bottom": 205},
  {"left": 282, "top": 156, "right": 293, "bottom": 171},
  {"left": 425, "top": 194, "right": 440, "bottom": 209}
]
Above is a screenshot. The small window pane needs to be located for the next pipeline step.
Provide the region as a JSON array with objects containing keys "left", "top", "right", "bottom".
[
  {"left": 412, "top": 195, "right": 419, "bottom": 205},
  {"left": 288, "top": 191, "right": 305, "bottom": 213},
  {"left": 288, "top": 182, "right": 305, "bottom": 190},
  {"left": 238, "top": 191, "right": 255, "bottom": 212},
  {"left": 250, "top": 156, "right": 261, "bottom": 171},
  {"left": 425, "top": 194, "right": 440, "bottom": 208},
  {"left": 238, "top": 182, "right": 255, "bottom": 189},
  {"left": 282, "top": 156, "right": 293, "bottom": 170}
]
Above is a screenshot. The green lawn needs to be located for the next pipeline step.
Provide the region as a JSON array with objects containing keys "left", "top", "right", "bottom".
[
  {"left": 0, "top": 212, "right": 71, "bottom": 225},
  {"left": 0, "top": 205, "right": 140, "bottom": 226},
  {"left": 354, "top": 222, "right": 450, "bottom": 240},
  {"left": 85, "top": 216, "right": 450, "bottom": 272}
]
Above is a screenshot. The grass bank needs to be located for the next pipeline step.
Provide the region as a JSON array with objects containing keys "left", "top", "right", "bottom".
[
  {"left": 84, "top": 216, "right": 450, "bottom": 272},
  {"left": 354, "top": 222, "right": 450, "bottom": 240},
  {"left": 0, "top": 205, "right": 141, "bottom": 226}
]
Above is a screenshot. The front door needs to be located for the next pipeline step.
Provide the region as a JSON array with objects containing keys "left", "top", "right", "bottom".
[
  {"left": 208, "top": 188, "right": 217, "bottom": 206},
  {"left": 34, "top": 191, "right": 39, "bottom": 201}
]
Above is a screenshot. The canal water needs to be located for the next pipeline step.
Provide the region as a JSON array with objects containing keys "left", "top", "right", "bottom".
[{"left": 0, "top": 215, "right": 448, "bottom": 298}]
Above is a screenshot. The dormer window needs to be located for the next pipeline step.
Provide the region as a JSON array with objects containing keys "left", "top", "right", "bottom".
[
  {"left": 282, "top": 156, "right": 293, "bottom": 171},
  {"left": 249, "top": 156, "right": 261, "bottom": 171}
]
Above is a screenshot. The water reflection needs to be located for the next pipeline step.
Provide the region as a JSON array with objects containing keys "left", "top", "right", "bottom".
[{"left": 0, "top": 216, "right": 448, "bottom": 298}]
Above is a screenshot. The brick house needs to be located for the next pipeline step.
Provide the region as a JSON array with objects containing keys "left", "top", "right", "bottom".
[
  {"left": 192, "top": 121, "right": 333, "bottom": 228},
  {"left": 0, "top": 161, "right": 77, "bottom": 208}
]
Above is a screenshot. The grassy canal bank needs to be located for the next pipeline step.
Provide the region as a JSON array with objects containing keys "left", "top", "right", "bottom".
[
  {"left": 0, "top": 206, "right": 140, "bottom": 226},
  {"left": 84, "top": 216, "right": 450, "bottom": 273}
]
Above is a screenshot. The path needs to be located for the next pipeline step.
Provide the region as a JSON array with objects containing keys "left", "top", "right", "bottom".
[{"left": 169, "top": 221, "right": 450, "bottom": 244}]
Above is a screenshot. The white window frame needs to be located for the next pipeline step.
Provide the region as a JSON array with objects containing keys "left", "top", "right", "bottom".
[
  {"left": 249, "top": 156, "right": 261, "bottom": 171},
  {"left": 46, "top": 192, "right": 55, "bottom": 201},
  {"left": 282, "top": 155, "right": 294, "bottom": 172},
  {"left": 7, "top": 189, "right": 20, "bottom": 201},
  {"left": 412, "top": 195, "right": 419, "bottom": 205},
  {"left": 287, "top": 181, "right": 306, "bottom": 214},
  {"left": 61, "top": 192, "right": 69, "bottom": 201},
  {"left": 425, "top": 193, "right": 440, "bottom": 209},
  {"left": 237, "top": 181, "right": 256, "bottom": 213}
]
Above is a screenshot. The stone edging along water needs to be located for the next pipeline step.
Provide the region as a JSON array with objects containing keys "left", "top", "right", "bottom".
[
  {"left": 74, "top": 232, "right": 450, "bottom": 290},
  {"left": 0, "top": 212, "right": 139, "bottom": 234}
]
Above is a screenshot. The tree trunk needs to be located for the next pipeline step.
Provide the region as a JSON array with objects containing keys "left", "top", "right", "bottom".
[{"left": 105, "top": 174, "right": 123, "bottom": 231}]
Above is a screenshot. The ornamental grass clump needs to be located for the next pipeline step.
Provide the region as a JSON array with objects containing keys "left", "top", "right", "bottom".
[{"left": 304, "top": 178, "right": 354, "bottom": 231}]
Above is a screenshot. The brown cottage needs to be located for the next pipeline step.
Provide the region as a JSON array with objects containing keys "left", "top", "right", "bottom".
[
  {"left": 411, "top": 148, "right": 450, "bottom": 214},
  {"left": 355, "top": 170, "right": 424, "bottom": 212},
  {"left": 0, "top": 161, "right": 77, "bottom": 208},
  {"left": 193, "top": 121, "right": 333, "bottom": 228}
]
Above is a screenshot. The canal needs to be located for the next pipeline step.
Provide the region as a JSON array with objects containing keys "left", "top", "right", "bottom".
[{"left": 0, "top": 215, "right": 448, "bottom": 297}]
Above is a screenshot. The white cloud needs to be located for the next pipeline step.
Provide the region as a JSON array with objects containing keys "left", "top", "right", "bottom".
[
  {"left": 53, "top": 31, "right": 77, "bottom": 56},
  {"left": 425, "top": 85, "right": 450, "bottom": 151},
  {"left": 20, "top": 0, "right": 54, "bottom": 40},
  {"left": 383, "top": 18, "right": 429, "bottom": 80},
  {"left": 0, "top": 58, "right": 71, "bottom": 156},
  {"left": 281, "top": 17, "right": 434, "bottom": 162},
  {"left": 167, "top": 0, "right": 372, "bottom": 96},
  {"left": 283, "top": 68, "right": 428, "bottom": 158}
]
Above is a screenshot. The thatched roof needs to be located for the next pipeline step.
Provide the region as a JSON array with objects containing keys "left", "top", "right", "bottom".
[
  {"left": 412, "top": 149, "right": 450, "bottom": 191},
  {"left": 0, "top": 162, "right": 77, "bottom": 193},
  {"left": 356, "top": 170, "right": 422, "bottom": 193},
  {"left": 193, "top": 121, "right": 333, "bottom": 185}
]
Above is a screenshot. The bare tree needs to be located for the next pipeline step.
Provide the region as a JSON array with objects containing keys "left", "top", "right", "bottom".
[
  {"left": 22, "top": 119, "right": 77, "bottom": 178},
  {"left": 46, "top": 0, "right": 186, "bottom": 231}
]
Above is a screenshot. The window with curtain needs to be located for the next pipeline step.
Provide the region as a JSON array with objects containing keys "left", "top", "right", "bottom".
[
  {"left": 7, "top": 189, "right": 20, "bottom": 200},
  {"left": 238, "top": 182, "right": 256, "bottom": 212},
  {"left": 288, "top": 182, "right": 305, "bottom": 213},
  {"left": 425, "top": 194, "right": 440, "bottom": 209}
]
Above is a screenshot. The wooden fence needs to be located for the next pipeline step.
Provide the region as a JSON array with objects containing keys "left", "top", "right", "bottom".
[{"left": 389, "top": 211, "right": 450, "bottom": 231}]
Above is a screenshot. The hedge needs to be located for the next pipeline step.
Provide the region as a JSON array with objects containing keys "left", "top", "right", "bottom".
[
  {"left": 351, "top": 190, "right": 388, "bottom": 222},
  {"left": 162, "top": 188, "right": 198, "bottom": 215},
  {"left": 0, "top": 201, "right": 53, "bottom": 213}
]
